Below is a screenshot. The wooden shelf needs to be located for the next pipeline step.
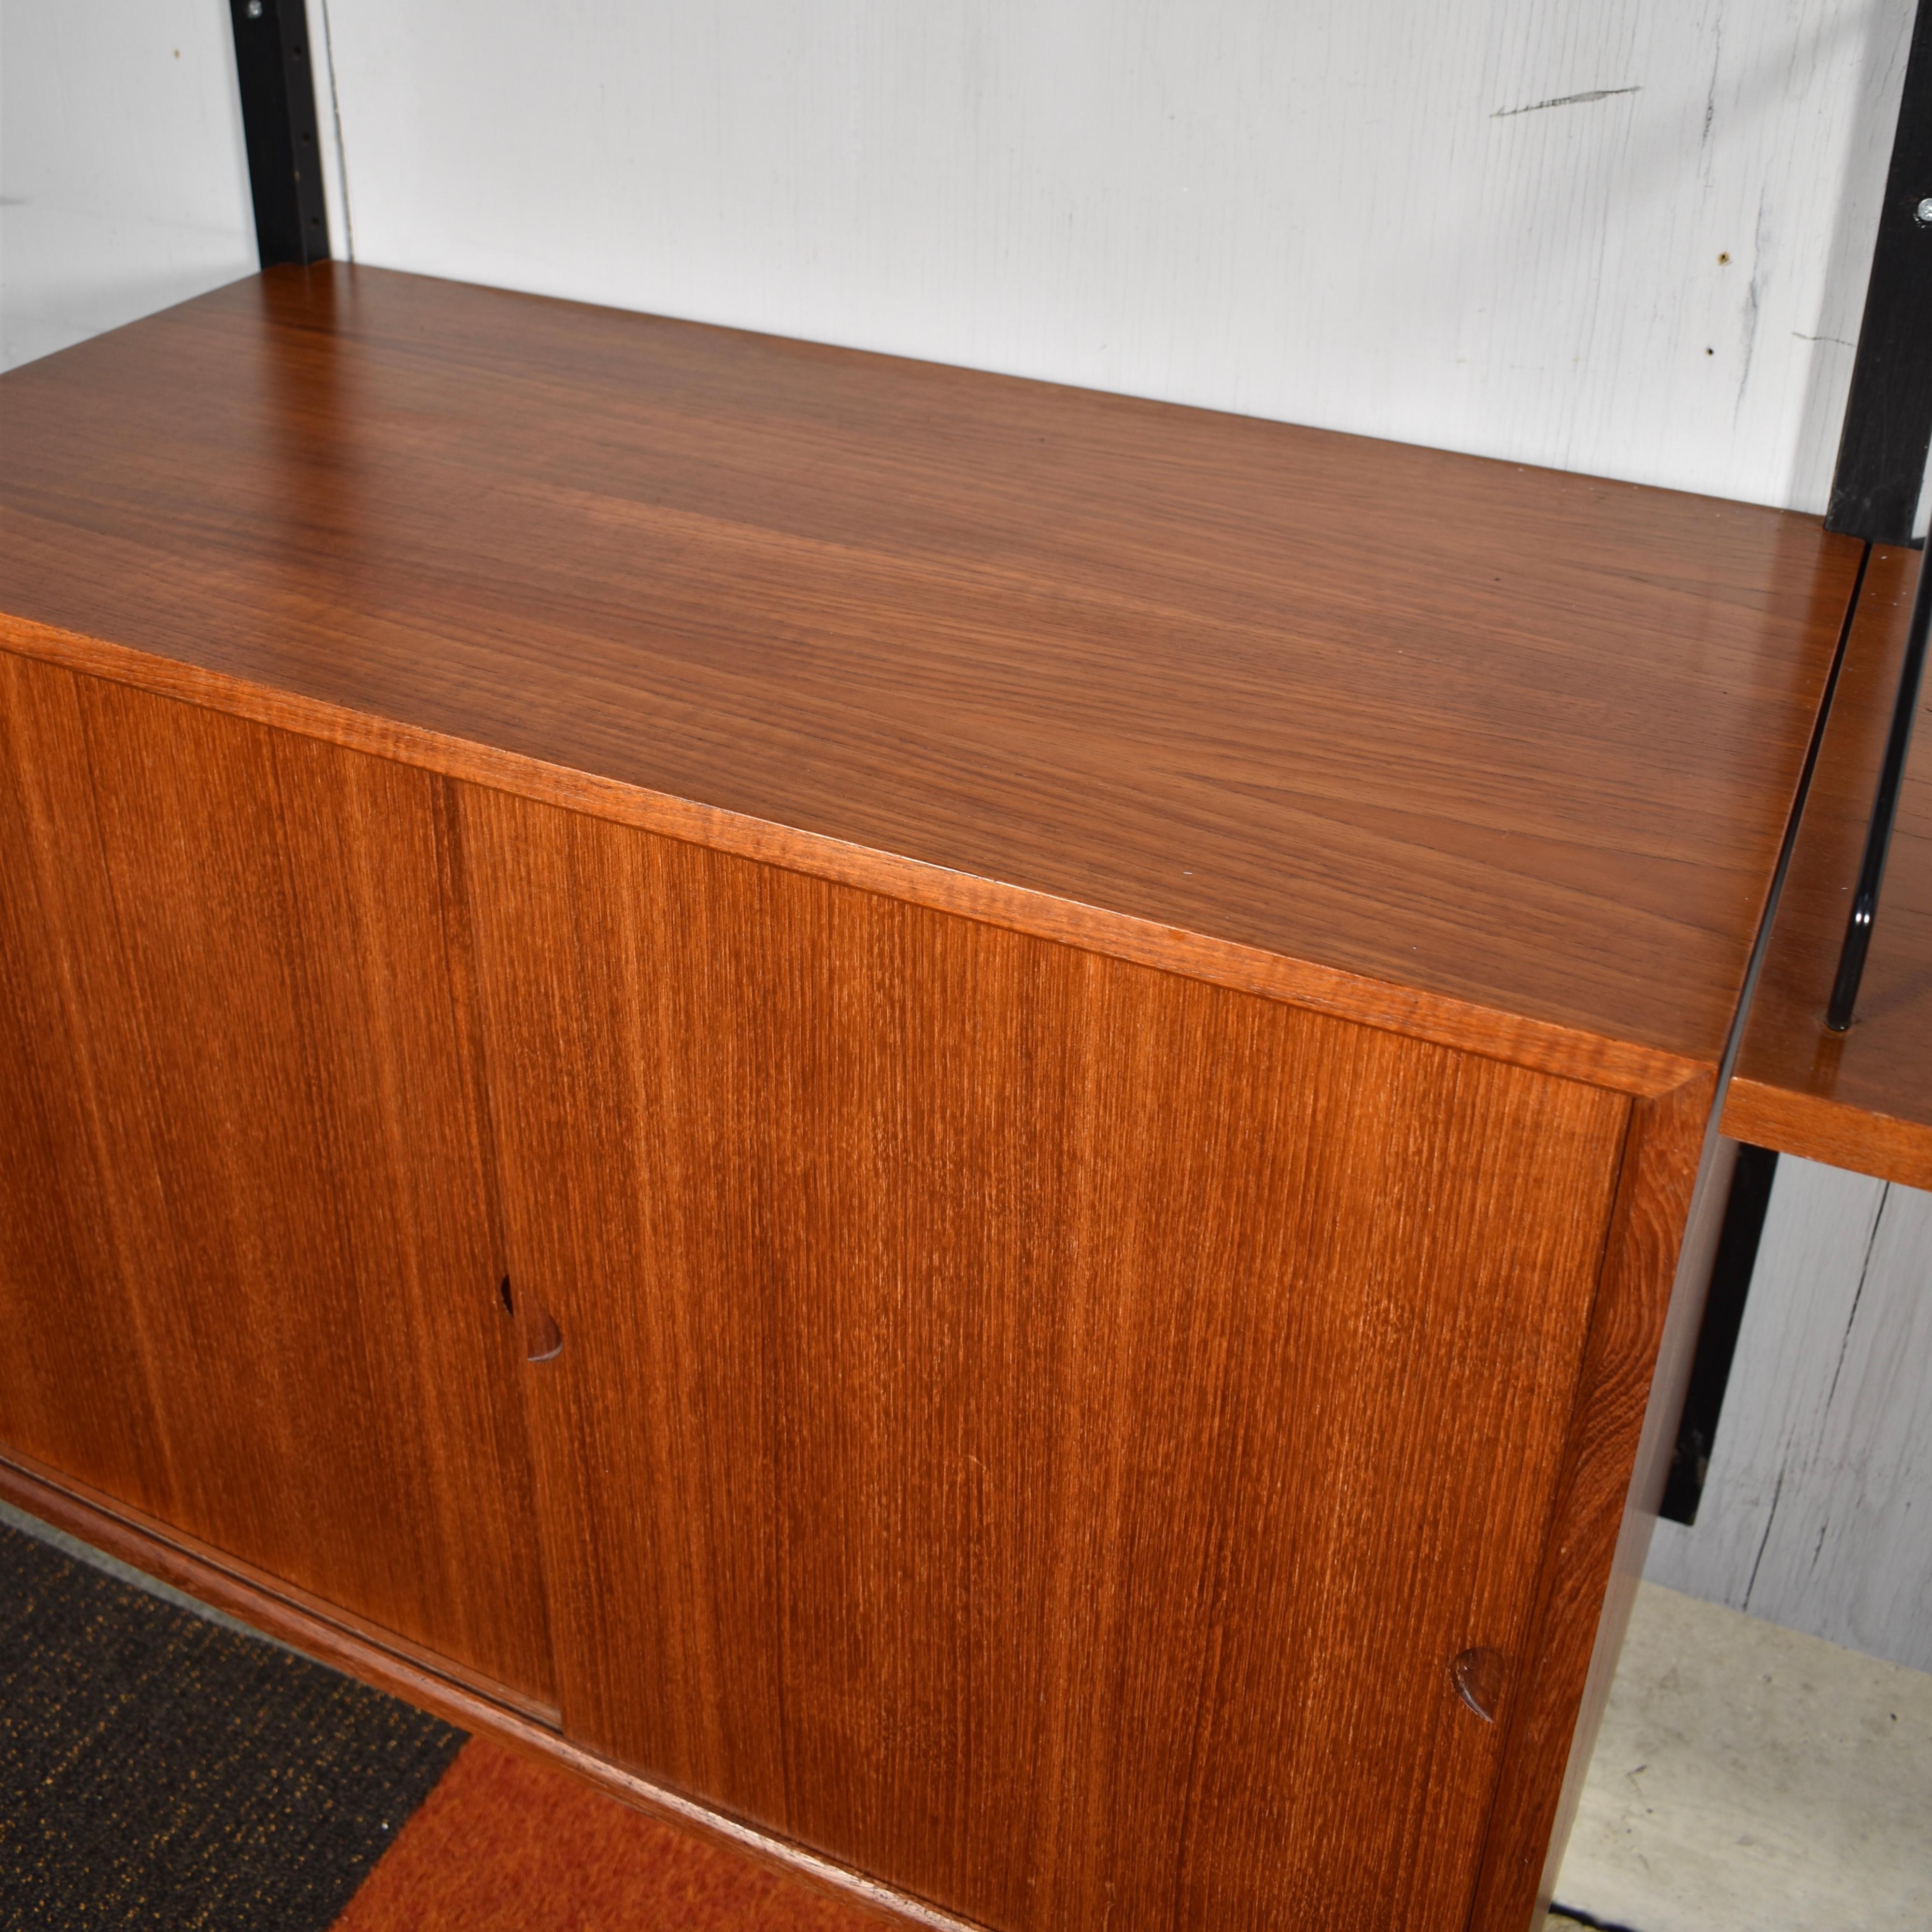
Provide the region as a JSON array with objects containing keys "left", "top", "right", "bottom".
[
  {"left": 0, "top": 263, "right": 1857, "bottom": 1082},
  {"left": 1725, "top": 544, "right": 1932, "bottom": 1189}
]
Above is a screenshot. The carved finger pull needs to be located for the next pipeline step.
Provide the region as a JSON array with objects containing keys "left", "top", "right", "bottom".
[
  {"left": 1452, "top": 1646, "right": 1505, "bottom": 1722},
  {"left": 498, "top": 1275, "right": 563, "bottom": 1364}
]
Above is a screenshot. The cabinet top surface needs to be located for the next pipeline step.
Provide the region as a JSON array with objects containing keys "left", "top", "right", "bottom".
[
  {"left": 0, "top": 265, "right": 1858, "bottom": 1073},
  {"left": 1727, "top": 545, "right": 1932, "bottom": 1184}
]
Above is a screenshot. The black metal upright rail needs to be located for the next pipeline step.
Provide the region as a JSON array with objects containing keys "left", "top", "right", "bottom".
[
  {"left": 1821, "top": 0, "right": 1932, "bottom": 1030},
  {"left": 1661, "top": 6, "right": 1932, "bottom": 1519},
  {"left": 1827, "top": 546, "right": 1932, "bottom": 1028},
  {"left": 229, "top": 0, "right": 331, "bottom": 268},
  {"left": 1829, "top": 1, "right": 1932, "bottom": 545}
]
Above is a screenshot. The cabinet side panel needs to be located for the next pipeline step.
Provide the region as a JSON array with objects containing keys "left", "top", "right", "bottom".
[
  {"left": 0, "top": 654, "right": 174, "bottom": 1514},
  {"left": 461, "top": 786, "right": 1633, "bottom": 1932},
  {"left": 12, "top": 661, "right": 554, "bottom": 1705},
  {"left": 1469, "top": 1072, "right": 1712, "bottom": 1932}
]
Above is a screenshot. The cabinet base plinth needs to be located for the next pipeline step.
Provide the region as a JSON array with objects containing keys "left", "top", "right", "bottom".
[{"left": 0, "top": 1454, "right": 971, "bottom": 1932}]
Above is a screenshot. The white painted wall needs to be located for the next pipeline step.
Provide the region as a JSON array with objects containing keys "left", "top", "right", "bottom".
[
  {"left": 1649, "top": 1158, "right": 1932, "bottom": 1674},
  {"left": 314, "top": 0, "right": 1912, "bottom": 514},
  {"left": 2, "top": 2, "right": 1914, "bottom": 509},
  {"left": 0, "top": 0, "right": 258, "bottom": 371}
]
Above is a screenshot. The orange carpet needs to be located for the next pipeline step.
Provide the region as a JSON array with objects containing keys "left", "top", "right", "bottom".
[{"left": 329, "top": 1737, "right": 886, "bottom": 1931}]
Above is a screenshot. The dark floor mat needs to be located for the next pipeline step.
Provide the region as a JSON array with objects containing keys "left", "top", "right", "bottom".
[{"left": 0, "top": 1519, "right": 465, "bottom": 1930}]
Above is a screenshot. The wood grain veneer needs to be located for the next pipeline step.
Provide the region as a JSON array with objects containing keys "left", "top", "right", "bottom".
[
  {"left": 0, "top": 265, "right": 1869, "bottom": 1932},
  {"left": 1723, "top": 545, "right": 1932, "bottom": 1187},
  {"left": 460, "top": 787, "right": 1632, "bottom": 1932},
  {"left": 0, "top": 653, "right": 176, "bottom": 1520},
  {"left": 0, "top": 655, "right": 555, "bottom": 1706},
  {"left": 0, "top": 263, "right": 1858, "bottom": 1088}
]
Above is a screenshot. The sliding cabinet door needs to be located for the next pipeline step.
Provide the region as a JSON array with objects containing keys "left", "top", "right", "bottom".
[
  {"left": 0, "top": 655, "right": 553, "bottom": 1710},
  {"left": 0, "top": 653, "right": 173, "bottom": 1516},
  {"left": 462, "top": 782, "right": 1634, "bottom": 1932}
]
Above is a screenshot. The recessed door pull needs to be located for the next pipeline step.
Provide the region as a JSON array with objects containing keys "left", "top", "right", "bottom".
[
  {"left": 498, "top": 1274, "right": 562, "bottom": 1362},
  {"left": 1451, "top": 1646, "right": 1505, "bottom": 1722},
  {"left": 526, "top": 1303, "right": 563, "bottom": 1364}
]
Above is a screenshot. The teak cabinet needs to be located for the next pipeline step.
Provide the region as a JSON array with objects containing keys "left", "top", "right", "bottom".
[
  {"left": 3, "top": 656, "right": 1628, "bottom": 1924},
  {"left": 0, "top": 264, "right": 1864, "bottom": 1930}
]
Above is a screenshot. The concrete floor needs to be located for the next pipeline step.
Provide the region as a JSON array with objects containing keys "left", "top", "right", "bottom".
[{"left": 1548, "top": 1580, "right": 1932, "bottom": 1932}]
